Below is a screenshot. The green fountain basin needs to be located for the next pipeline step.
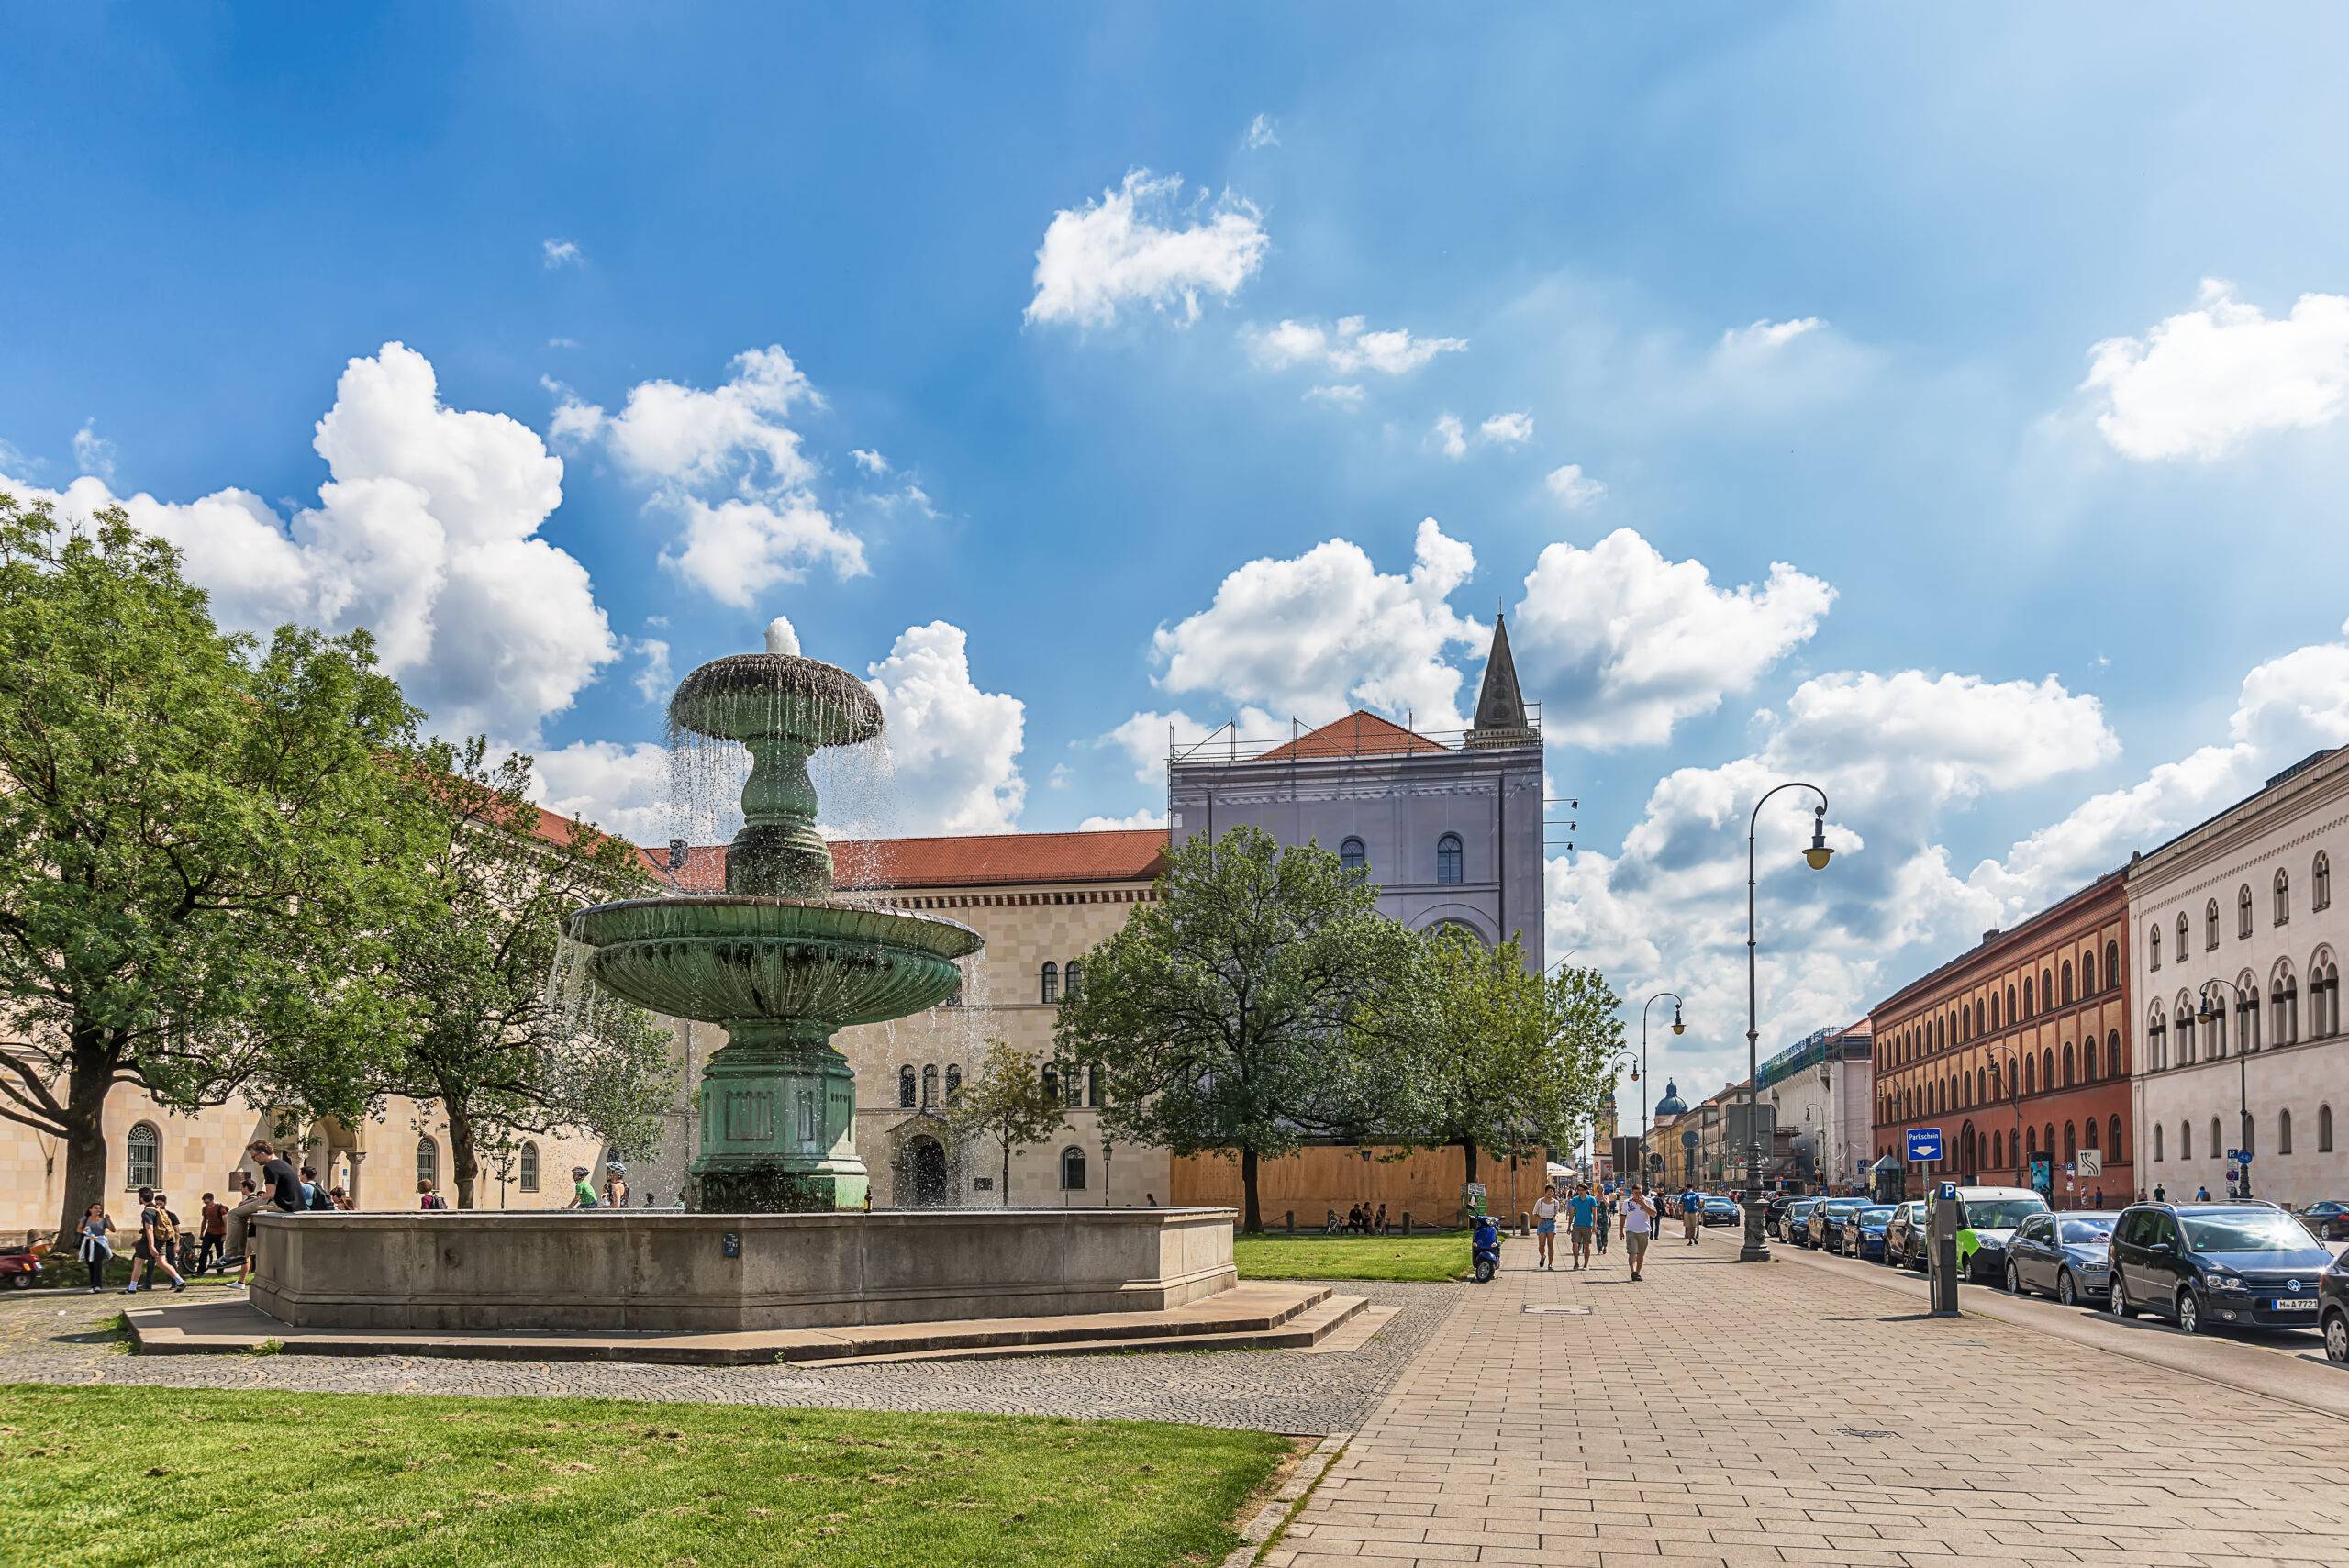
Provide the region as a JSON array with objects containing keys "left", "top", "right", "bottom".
[
  {"left": 670, "top": 653, "right": 882, "bottom": 747},
  {"left": 566, "top": 895, "right": 981, "bottom": 1029}
]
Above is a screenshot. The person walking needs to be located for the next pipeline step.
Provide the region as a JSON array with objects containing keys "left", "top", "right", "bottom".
[
  {"left": 1623, "top": 1184, "right": 1657, "bottom": 1282},
  {"left": 566, "top": 1166, "right": 598, "bottom": 1209},
  {"left": 1682, "top": 1187, "right": 1702, "bottom": 1246},
  {"left": 1567, "top": 1184, "right": 1598, "bottom": 1270},
  {"left": 2152, "top": 1182, "right": 2166, "bottom": 1202},
  {"left": 197, "top": 1193, "right": 228, "bottom": 1274},
  {"left": 124, "top": 1187, "right": 187, "bottom": 1294},
  {"left": 2195, "top": 1184, "right": 2211, "bottom": 1201},
  {"left": 1593, "top": 1189, "right": 1611, "bottom": 1256},
  {"left": 76, "top": 1205, "right": 114, "bottom": 1294},
  {"left": 1531, "top": 1184, "right": 1561, "bottom": 1270},
  {"left": 418, "top": 1178, "right": 448, "bottom": 1210}
]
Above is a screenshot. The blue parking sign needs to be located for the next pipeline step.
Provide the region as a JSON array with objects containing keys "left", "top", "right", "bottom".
[{"left": 1906, "top": 1127, "right": 1943, "bottom": 1162}]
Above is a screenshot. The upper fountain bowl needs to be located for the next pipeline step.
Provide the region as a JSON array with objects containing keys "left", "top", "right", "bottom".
[{"left": 669, "top": 653, "right": 884, "bottom": 750}]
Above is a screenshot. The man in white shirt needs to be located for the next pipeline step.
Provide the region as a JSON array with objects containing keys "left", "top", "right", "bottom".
[{"left": 1621, "top": 1184, "right": 1657, "bottom": 1282}]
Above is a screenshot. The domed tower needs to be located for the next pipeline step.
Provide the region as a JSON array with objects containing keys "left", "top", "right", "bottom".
[{"left": 1654, "top": 1079, "right": 1688, "bottom": 1118}]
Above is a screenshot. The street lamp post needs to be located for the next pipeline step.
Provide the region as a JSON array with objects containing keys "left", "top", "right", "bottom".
[
  {"left": 1742, "top": 784, "right": 1834, "bottom": 1263},
  {"left": 1638, "top": 991, "right": 1686, "bottom": 1194},
  {"left": 2197, "top": 979, "right": 2257, "bottom": 1200}
]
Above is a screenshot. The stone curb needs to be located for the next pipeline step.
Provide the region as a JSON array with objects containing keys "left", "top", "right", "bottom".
[{"left": 1223, "top": 1431, "right": 1348, "bottom": 1568}]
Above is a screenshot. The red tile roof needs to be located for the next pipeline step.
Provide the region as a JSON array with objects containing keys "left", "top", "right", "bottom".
[
  {"left": 1253, "top": 710, "right": 1449, "bottom": 762},
  {"left": 645, "top": 828, "right": 1172, "bottom": 893}
]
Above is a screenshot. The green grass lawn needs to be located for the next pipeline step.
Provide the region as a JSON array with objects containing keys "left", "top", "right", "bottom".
[
  {"left": 1231, "top": 1231, "right": 1469, "bottom": 1283},
  {"left": 0, "top": 1384, "right": 1291, "bottom": 1568}
]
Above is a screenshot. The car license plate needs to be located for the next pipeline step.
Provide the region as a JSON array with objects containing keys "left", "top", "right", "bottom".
[{"left": 2272, "top": 1298, "right": 2317, "bottom": 1312}]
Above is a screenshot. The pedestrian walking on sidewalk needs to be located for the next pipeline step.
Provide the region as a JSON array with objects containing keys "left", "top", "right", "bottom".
[
  {"left": 1682, "top": 1187, "right": 1702, "bottom": 1245},
  {"left": 1593, "top": 1190, "right": 1610, "bottom": 1256},
  {"left": 197, "top": 1193, "right": 228, "bottom": 1274},
  {"left": 1623, "top": 1184, "right": 1657, "bottom": 1281},
  {"left": 1532, "top": 1184, "right": 1561, "bottom": 1269},
  {"left": 1567, "top": 1184, "right": 1598, "bottom": 1269}
]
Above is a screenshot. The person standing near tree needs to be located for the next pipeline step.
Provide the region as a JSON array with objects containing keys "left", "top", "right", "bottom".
[
  {"left": 76, "top": 1204, "right": 113, "bottom": 1294},
  {"left": 197, "top": 1193, "right": 228, "bottom": 1274},
  {"left": 1623, "top": 1184, "right": 1657, "bottom": 1282}
]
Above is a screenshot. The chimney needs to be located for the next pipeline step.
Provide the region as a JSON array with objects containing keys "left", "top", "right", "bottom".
[
  {"left": 1981, "top": 928, "right": 2001, "bottom": 945},
  {"left": 668, "top": 838, "right": 687, "bottom": 871}
]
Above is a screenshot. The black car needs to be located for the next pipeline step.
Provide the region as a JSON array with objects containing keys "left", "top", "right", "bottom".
[
  {"left": 2107, "top": 1202, "right": 2334, "bottom": 1336},
  {"left": 2297, "top": 1200, "right": 2349, "bottom": 1242},
  {"left": 1808, "top": 1197, "right": 1869, "bottom": 1253},
  {"left": 2322, "top": 1251, "right": 2349, "bottom": 1364},
  {"left": 1765, "top": 1195, "right": 1798, "bottom": 1240},
  {"left": 2003, "top": 1211, "right": 2119, "bottom": 1305},
  {"left": 1885, "top": 1201, "right": 1929, "bottom": 1270},
  {"left": 1782, "top": 1198, "right": 1819, "bottom": 1246},
  {"left": 1701, "top": 1197, "right": 1741, "bottom": 1227}
]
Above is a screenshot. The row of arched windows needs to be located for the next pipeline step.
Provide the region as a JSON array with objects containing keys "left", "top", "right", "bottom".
[
  {"left": 1879, "top": 938, "right": 2121, "bottom": 1071},
  {"left": 2145, "top": 950, "right": 2341, "bottom": 1069},
  {"left": 1337, "top": 834, "right": 1466, "bottom": 885},
  {"left": 897, "top": 1062, "right": 965, "bottom": 1109},
  {"left": 2152, "top": 855, "right": 2332, "bottom": 971},
  {"left": 1040, "top": 961, "right": 1084, "bottom": 1004},
  {"left": 2153, "top": 1106, "right": 2335, "bottom": 1162},
  {"left": 1876, "top": 1028, "right": 2130, "bottom": 1125},
  {"left": 1041, "top": 1061, "right": 1100, "bottom": 1108},
  {"left": 123, "top": 1127, "right": 544, "bottom": 1201}
]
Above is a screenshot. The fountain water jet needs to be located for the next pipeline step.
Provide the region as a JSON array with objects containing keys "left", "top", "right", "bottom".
[{"left": 563, "top": 634, "right": 981, "bottom": 1211}]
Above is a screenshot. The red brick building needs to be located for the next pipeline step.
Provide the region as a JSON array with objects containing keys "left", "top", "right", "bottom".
[{"left": 1871, "top": 872, "right": 2135, "bottom": 1203}]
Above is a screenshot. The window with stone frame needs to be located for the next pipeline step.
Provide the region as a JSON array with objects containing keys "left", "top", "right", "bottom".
[
  {"left": 898, "top": 1064, "right": 917, "bottom": 1108},
  {"left": 519, "top": 1141, "right": 540, "bottom": 1193},
  {"left": 2318, "top": 851, "right": 2333, "bottom": 911},
  {"left": 2275, "top": 868, "right": 2291, "bottom": 926},
  {"left": 1436, "top": 833, "right": 1464, "bottom": 885},
  {"left": 2238, "top": 883, "right": 2254, "bottom": 939},
  {"left": 126, "top": 1121, "right": 161, "bottom": 1190}
]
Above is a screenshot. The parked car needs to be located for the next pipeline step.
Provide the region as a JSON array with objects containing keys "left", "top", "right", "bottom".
[
  {"left": 2003, "top": 1211, "right": 2118, "bottom": 1305},
  {"left": 1765, "top": 1195, "right": 1798, "bottom": 1239},
  {"left": 2322, "top": 1252, "right": 2349, "bottom": 1364},
  {"left": 1782, "top": 1198, "right": 1819, "bottom": 1247},
  {"left": 1701, "top": 1196, "right": 1741, "bottom": 1227},
  {"left": 2107, "top": 1202, "right": 2335, "bottom": 1336},
  {"left": 2296, "top": 1200, "right": 2349, "bottom": 1242},
  {"left": 1885, "top": 1201, "right": 1929, "bottom": 1270},
  {"left": 1809, "top": 1197, "right": 1870, "bottom": 1253},
  {"left": 1925, "top": 1185, "right": 2049, "bottom": 1283},
  {"left": 1841, "top": 1205, "right": 1897, "bottom": 1261}
]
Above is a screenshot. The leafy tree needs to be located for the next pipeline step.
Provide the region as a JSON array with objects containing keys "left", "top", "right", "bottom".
[
  {"left": 947, "top": 1035, "right": 1067, "bottom": 1205},
  {"left": 0, "top": 495, "right": 419, "bottom": 1243},
  {"left": 1393, "top": 929, "right": 1622, "bottom": 1184},
  {"left": 365, "top": 738, "right": 675, "bottom": 1208},
  {"left": 1054, "top": 825, "right": 1425, "bottom": 1232}
]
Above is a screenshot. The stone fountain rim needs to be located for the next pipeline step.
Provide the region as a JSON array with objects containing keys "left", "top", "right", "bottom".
[
  {"left": 565, "top": 892, "right": 982, "bottom": 954},
  {"left": 666, "top": 651, "right": 883, "bottom": 743}
]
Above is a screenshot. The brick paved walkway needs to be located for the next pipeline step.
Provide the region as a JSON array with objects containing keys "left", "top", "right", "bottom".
[{"left": 1270, "top": 1230, "right": 2349, "bottom": 1566}]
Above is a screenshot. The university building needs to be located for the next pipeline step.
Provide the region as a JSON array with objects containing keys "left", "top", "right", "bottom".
[
  {"left": 1870, "top": 872, "right": 2135, "bottom": 1204},
  {"left": 2127, "top": 746, "right": 2348, "bottom": 1207},
  {"left": 1756, "top": 1022, "right": 1875, "bottom": 1193}
]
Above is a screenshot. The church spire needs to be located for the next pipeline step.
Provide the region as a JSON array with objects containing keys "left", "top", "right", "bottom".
[{"left": 1465, "top": 613, "right": 1536, "bottom": 749}]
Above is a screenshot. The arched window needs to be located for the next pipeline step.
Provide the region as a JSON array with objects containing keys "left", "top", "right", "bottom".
[
  {"left": 898, "top": 1065, "right": 918, "bottom": 1108},
  {"left": 417, "top": 1135, "right": 439, "bottom": 1192},
  {"left": 2062, "top": 1042, "right": 2075, "bottom": 1087},
  {"left": 125, "top": 1121, "right": 161, "bottom": 1190},
  {"left": 2064, "top": 1122, "right": 2077, "bottom": 1163},
  {"left": 2275, "top": 868, "right": 2290, "bottom": 926},
  {"left": 1063, "top": 960, "right": 1084, "bottom": 1000},
  {"left": 1058, "top": 1146, "right": 1087, "bottom": 1191},
  {"left": 2176, "top": 916, "right": 2189, "bottom": 966},
  {"left": 2311, "top": 952, "right": 2342, "bottom": 1038},
  {"left": 2147, "top": 1006, "right": 2166, "bottom": 1072},
  {"left": 2239, "top": 976, "right": 2262, "bottom": 1051},
  {"left": 2279, "top": 1108, "right": 2293, "bottom": 1155},
  {"left": 2024, "top": 976, "right": 2035, "bottom": 1015},
  {"left": 2207, "top": 989, "right": 2228, "bottom": 1057},
  {"left": 2318, "top": 851, "right": 2334, "bottom": 911},
  {"left": 2109, "top": 1029, "right": 2124, "bottom": 1077},
  {"left": 1087, "top": 1063, "right": 1103, "bottom": 1106},
  {"left": 1041, "top": 962, "right": 1060, "bottom": 1005},
  {"left": 2321, "top": 1104, "right": 2335, "bottom": 1153},
  {"left": 2041, "top": 969, "right": 2053, "bottom": 1011},
  {"left": 2084, "top": 951, "right": 2097, "bottom": 993},
  {"left": 2042, "top": 1049, "right": 2055, "bottom": 1091},
  {"left": 2043, "top": 1123, "right": 2056, "bottom": 1164},
  {"left": 2007, "top": 984, "right": 2018, "bottom": 1023},
  {"left": 2205, "top": 899, "right": 2221, "bottom": 951},
  {"left": 1339, "top": 837, "right": 1367, "bottom": 873},
  {"left": 2104, "top": 940, "right": 2120, "bottom": 989},
  {"left": 2061, "top": 962, "right": 2074, "bottom": 1004},
  {"left": 1992, "top": 1130, "right": 2003, "bottom": 1168},
  {"left": 1436, "top": 833, "right": 1464, "bottom": 885},
  {"left": 2023, "top": 1056, "right": 2036, "bottom": 1095},
  {"left": 945, "top": 1064, "right": 963, "bottom": 1102},
  {"left": 2108, "top": 1116, "right": 2123, "bottom": 1162},
  {"left": 2273, "top": 964, "right": 2299, "bottom": 1046},
  {"left": 2154, "top": 1123, "right": 2165, "bottom": 1162},
  {"left": 1989, "top": 1061, "right": 2002, "bottom": 1099},
  {"left": 921, "top": 1064, "right": 939, "bottom": 1107},
  {"left": 2148, "top": 925, "right": 2161, "bottom": 970},
  {"left": 2210, "top": 1116, "right": 2223, "bottom": 1159},
  {"left": 1041, "top": 1062, "right": 1061, "bottom": 1102},
  {"left": 1991, "top": 992, "right": 2001, "bottom": 1029},
  {"left": 2238, "top": 883, "right": 2254, "bottom": 939},
  {"left": 519, "top": 1141, "right": 540, "bottom": 1193},
  {"left": 2176, "top": 1005, "right": 2195, "bottom": 1066}
]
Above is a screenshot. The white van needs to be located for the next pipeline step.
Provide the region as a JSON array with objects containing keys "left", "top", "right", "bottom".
[{"left": 1923, "top": 1184, "right": 2049, "bottom": 1283}]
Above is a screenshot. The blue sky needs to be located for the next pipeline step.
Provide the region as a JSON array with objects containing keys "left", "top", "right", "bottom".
[{"left": 8, "top": 6, "right": 2349, "bottom": 1101}]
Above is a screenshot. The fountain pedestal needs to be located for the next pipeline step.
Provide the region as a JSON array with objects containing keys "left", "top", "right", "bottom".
[{"left": 691, "top": 1021, "right": 867, "bottom": 1212}]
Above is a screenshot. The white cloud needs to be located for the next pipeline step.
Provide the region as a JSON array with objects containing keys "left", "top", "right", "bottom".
[
  {"left": 546, "top": 337, "right": 582, "bottom": 350},
  {"left": 1431, "top": 413, "right": 1467, "bottom": 459},
  {"left": 850, "top": 447, "right": 891, "bottom": 475},
  {"left": 630, "top": 637, "right": 673, "bottom": 705},
  {"left": 71, "top": 419, "right": 115, "bottom": 482},
  {"left": 1543, "top": 463, "right": 1605, "bottom": 510},
  {"left": 529, "top": 740, "right": 673, "bottom": 844},
  {"left": 1152, "top": 517, "right": 1485, "bottom": 732},
  {"left": 1303, "top": 384, "right": 1365, "bottom": 408},
  {"left": 549, "top": 347, "right": 870, "bottom": 606},
  {"left": 1245, "top": 315, "right": 1465, "bottom": 377},
  {"left": 1095, "top": 706, "right": 1278, "bottom": 793},
  {"left": 1079, "top": 808, "right": 1168, "bottom": 831},
  {"left": 1048, "top": 762, "right": 1073, "bottom": 790},
  {"left": 865, "top": 621, "right": 1026, "bottom": 834},
  {"left": 4, "top": 341, "right": 616, "bottom": 740},
  {"left": 1718, "top": 317, "right": 1821, "bottom": 355},
  {"left": 1479, "top": 411, "right": 1533, "bottom": 447},
  {"left": 2081, "top": 279, "right": 2349, "bottom": 461},
  {"left": 1025, "top": 169, "right": 1269, "bottom": 329},
  {"left": 1242, "top": 113, "right": 1280, "bottom": 150},
  {"left": 542, "top": 239, "right": 583, "bottom": 268},
  {"left": 1512, "top": 528, "right": 1833, "bottom": 748}
]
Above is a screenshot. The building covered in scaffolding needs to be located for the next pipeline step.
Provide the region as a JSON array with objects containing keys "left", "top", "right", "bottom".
[{"left": 1163, "top": 616, "right": 1548, "bottom": 973}]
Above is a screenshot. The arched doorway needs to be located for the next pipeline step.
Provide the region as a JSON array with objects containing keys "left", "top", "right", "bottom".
[{"left": 907, "top": 1136, "right": 948, "bottom": 1207}]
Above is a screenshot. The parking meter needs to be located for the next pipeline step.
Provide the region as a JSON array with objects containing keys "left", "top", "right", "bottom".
[{"left": 1929, "top": 1181, "right": 1960, "bottom": 1317}]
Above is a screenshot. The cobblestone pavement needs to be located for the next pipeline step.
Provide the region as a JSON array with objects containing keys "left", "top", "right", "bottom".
[
  {"left": 1270, "top": 1229, "right": 2349, "bottom": 1567},
  {"left": 0, "top": 1277, "right": 1456, "bottom": 1436}
]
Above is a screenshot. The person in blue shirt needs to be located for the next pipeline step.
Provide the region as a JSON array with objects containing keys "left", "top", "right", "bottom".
[{"left": 1567, "top": 1186, "right": 1598, "bottom": 1270}]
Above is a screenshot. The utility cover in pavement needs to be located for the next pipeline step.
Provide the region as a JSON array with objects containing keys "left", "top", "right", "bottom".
[{"left": 1521, "top": 1305, "right": 1594, "bottom": 1315}]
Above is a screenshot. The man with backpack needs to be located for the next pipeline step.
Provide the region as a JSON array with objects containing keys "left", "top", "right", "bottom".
[{"left": 124, "top": 1186, "right": 188, "bottom": 1294}]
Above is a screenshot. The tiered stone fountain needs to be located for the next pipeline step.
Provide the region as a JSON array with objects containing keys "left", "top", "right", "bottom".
[{"left": 563, "top": 639, "right": 982, "bottom": 1212}]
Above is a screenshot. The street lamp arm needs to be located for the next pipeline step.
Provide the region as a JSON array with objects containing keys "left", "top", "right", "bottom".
[{"left": 1638, "top": 990, "right": 1687, "bottom": 1186}]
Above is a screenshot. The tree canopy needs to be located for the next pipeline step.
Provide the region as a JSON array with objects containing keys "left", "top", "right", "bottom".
[{"left": 946, "top": 1035, "right": 1067, "bottom": 1205}]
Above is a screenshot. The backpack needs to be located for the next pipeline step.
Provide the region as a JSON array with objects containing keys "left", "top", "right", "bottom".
[
  {"left": 150, "top": 1207, "right": 179, "bottom": 1250},
  {"left": 308, "top": 1185, "right": 337, "bottom": 1212}
]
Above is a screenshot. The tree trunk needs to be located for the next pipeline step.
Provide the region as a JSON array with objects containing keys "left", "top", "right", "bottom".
[
  {"left": 1240, "top": 1145, "right": 1261, "bottom": 1234},
  {"left": 1001, "top": 1138, "right": 1011, "bottom": 1207},
  {"left": 1460, "top": 1139, "right": 1479, "bottom": 1185},
  {"left": 447, "top": 1099, "right": 479, "bottom": 1210},
  {"left": 53, "top": 1030, "right": 116, "bottom": 1248}
]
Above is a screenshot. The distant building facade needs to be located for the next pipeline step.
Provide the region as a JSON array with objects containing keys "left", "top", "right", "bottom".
[
  {"left": 1165, "top": 617, "right": 1546, "bottom": 970},
  {"left": 1871, "top": 873, "right": 2134, "bottom": 1204},
  {"left": 1757, "top": 1023, "right": 1875, "bottom": 1193},
  {"left": 2127, "top": 747, "right": 2348, "bottom": 1207}
]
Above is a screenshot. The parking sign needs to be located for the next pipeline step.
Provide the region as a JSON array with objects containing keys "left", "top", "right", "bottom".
[{"left": 1906, "top": 1127, "right": 1943, "bottom": 1162}]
